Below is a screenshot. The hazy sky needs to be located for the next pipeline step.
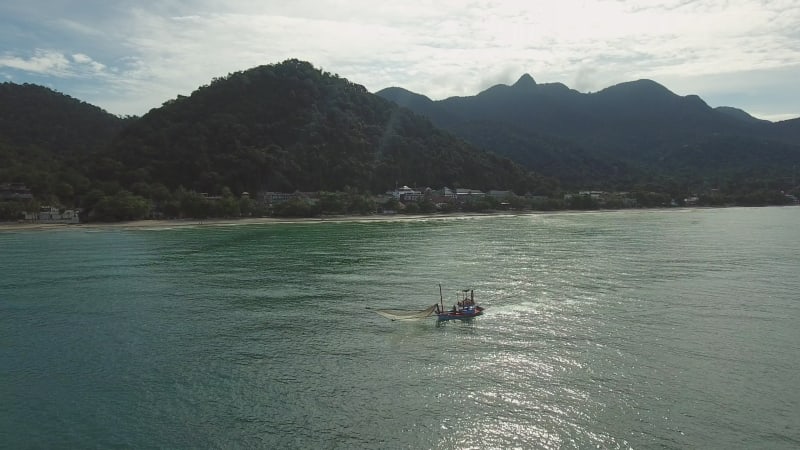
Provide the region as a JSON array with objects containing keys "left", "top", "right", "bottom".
[{"left": 2, "top": 1, "right": 798, "bottom": 121}]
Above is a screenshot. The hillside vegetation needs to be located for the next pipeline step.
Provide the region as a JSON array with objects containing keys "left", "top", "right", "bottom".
[
  {"left": 108, "top": 59, "right": 551, "bottom": 196},
  {"left": 378, "top": 76, "right": 800, "bottom": 194},
  {"left": 1, "top": 60, "right": 555, "bottom": 220},
  {"left": 0, "top": 82, "right": 129, "bottom": 202},
  {"left": 3, "top": 60, "right": 798, "bottom": 222}
]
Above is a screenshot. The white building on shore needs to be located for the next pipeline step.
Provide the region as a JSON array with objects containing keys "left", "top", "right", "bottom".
[{"left": 24, "top": 206, "right": 80, "bottom": 224}]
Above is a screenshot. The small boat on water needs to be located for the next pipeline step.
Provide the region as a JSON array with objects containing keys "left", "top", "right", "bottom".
[
  {"left": 434, "top": 287, "right": 484, "bottom": 321},
  {"left": 371, "top": 285, "right": 484, "bottom": 322}
]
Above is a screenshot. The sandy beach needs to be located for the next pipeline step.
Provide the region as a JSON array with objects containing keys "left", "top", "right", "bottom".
[{"left": 0, "top": 212, "right": 517, "bottom": 232}]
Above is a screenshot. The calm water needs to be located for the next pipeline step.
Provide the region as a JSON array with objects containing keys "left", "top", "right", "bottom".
[{"left": 1, "top": 207, "right": 799, "bottom": 449}]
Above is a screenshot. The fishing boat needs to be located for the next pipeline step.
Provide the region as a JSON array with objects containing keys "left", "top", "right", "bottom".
[
  {"left": 434, "top": 287, "right": 484, "bottom": 321},
  {"left": 371, "top": 285, "right": 484, "bottom": 322}
]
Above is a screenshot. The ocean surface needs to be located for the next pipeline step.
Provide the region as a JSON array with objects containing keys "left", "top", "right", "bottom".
[{"left": 1, "top": 207, "right": 799, "bottom": 449}]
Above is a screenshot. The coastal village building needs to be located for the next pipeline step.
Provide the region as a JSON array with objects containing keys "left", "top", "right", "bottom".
[
  {"left": 387, "top": 186, "right": 487, "bottom": 204},
  {"left": 1, "top": 182, "right": 81, "bottom": 223},
  {"left": 564, "top": 190, "right": 638, "bottom": 208},
  {"left": 455, "top": 188, "right": 485, "bottom": 200},
  {"left": 23, "top": 206, "right": 80, "bottom": 224},
  {"left": 579, "top": 190, "right": 605, "bottom": 200},
  {"left": 390, "top": 185, "right": 423, "bottom": 201}
]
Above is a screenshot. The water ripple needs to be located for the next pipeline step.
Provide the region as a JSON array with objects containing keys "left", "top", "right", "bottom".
[{"left": 2, "top": 207, "right": 800, "bottom": 448}]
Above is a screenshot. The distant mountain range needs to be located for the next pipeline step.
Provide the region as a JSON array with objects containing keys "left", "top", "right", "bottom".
[
  {"left": 377, "top": 75, "right": 800, "bottom": 190},
  {"left": 1, "top": 59, "right": 798, "bottom": 221}
]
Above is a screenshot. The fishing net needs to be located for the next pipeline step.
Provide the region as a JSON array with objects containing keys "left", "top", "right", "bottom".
[{"left": 373, "top": 304, "right": 438, "bottom": 321}]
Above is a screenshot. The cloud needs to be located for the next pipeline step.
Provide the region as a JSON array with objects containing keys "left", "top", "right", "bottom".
[
  {"left": 71, "top": 53, "right": 106, "bottom": 73},
  {"left": 0, "top": 49, "right": 71, "bottom": 75},
  {"left": 0, "top": 48, "right": 109, "bottom": 79},
  {"left": 1, "top": 0, "right": 798, "bottom": 119}
]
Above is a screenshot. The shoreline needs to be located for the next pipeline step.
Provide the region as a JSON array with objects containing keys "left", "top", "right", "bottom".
[
  {"left": 2, "top": 205, "right": 787, "bottom": 232},
  {"left": 0, "top": 211, "right": 526, "bottom": 232}
]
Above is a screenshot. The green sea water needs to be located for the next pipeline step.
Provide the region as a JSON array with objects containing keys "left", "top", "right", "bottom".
[{"left": 1, "top": 207, "right": 799, "bottom": 448}]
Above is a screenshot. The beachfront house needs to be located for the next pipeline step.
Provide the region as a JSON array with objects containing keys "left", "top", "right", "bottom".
[{"left": 24, "top": 206, "right": 80, "bottom": 224}]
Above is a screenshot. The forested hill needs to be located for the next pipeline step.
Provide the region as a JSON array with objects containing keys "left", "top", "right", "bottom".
[
  {"left": 0, "top": 83, "right": 130, "bottom": 198},
  {"left": 378, "top": 77, "right": 800, "bottom": 191},
  {"left": 0, "top": 83, "right": 127, "bottom": 155},
  {"left": 107, "top": 59, "right": 553, "bottom": 196}
]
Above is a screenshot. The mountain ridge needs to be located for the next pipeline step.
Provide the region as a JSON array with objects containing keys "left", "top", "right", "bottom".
[
  {"left": 105, "top": 59, "right": 551, "bottom": 196},
  {"left": 376, "top": 75, "right": 800, "bottom": 190},
  {"left": 2, "top": 60, "right": 798, "bottom": 221}
]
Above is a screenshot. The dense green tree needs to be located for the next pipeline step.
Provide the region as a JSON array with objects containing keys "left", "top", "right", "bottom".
[
  {"left": 633, "top": 191, "right": 671, "bottom": 208},
  {"left": 461, "top": 196, "right": 499, "bottom": 212},
  {"left": 531, "top": 197, "right": 564, "bottom": 211},
  {"left": 418, "top": 198, "right": 437, "bottom": 213},
  {"left": 344, "top": 189, "right": 376, "bottom": 214},
  {"left": 161, "top": 200, "right": 181, "bottom": 218},
  {"left": 273, "top": 197, "right": 316, "bottom": 217},
  {"left": 736, "top": 189, "right": 793, "bottom": 206},
  {"left": 238, "top": 196, "right": 255, "bottom": 217},
  {"left": 567, "top": 195, "right": 599, "bottom": 210},
  {"left": 90, "top": 190, "right": 150, "bottom": 221},
  {"left": 318, "top": 191, "right": 347, "bottom": 214},
  {"left": 402, "top": 202, "right": 420, "bottom": 214},
  {"left": 381, "top": 197, "right": 401, "bottom": 212},
  {"left": 437, "top": 202, "right": 456, "bottom": 213},
  {"left": 178, "top": 190, "right": 211, "bottom": 219},
  {"left": 507, "top": 195, "right": 529, "bottom": 210},
  {"left": 0, "top": 199, "right": 39, "bottom": 220}
]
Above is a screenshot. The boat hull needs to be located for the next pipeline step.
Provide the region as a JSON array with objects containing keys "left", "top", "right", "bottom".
[{"left": 436, "top": 306, "right": 484, "bottom": 321}]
